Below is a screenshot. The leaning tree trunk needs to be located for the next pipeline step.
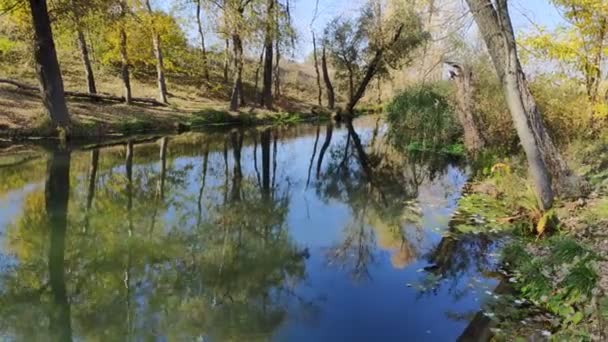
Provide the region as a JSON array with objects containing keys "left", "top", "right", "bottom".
[
  {"left": 196, "top": 0, "right": 210, "bottom": 85},
  {"left": 261, "top": 0, "right": 274, "bottom": 109},
  {"left": 446, "top": 62, "right": 485, "bottom": 153},
  {"left": 71, "top": 0, "right": 96, "bottom": 94},
  {"left": 119, "top": 0, "right": 132, "bottom": 104},
  {"left": 321, "top": 44, "right": 335, "bottom": 110},
  {"left": 76, "top": 30, "right": 96, "bottom": 95},
  {"left": 28, "top": 0, "right": 70, "bottom": 129},
  {"left": 312, "top": 31, "right": 323, "bottom": 106},
  {"left": 466, "top": 0, "right": 555, "bottom": 209},
  {"left": 229, "top": 34, "right": 244, "bottom": 111},
  {"left": 466, "top": 0, "right": 570, "bottom": 193}
]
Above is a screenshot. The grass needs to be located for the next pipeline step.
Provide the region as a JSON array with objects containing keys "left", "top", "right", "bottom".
[{"left": 0, "top": 56, "right": 337, "bottom": 138}]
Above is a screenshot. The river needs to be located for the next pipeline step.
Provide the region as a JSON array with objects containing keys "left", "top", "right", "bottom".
[{"left": 0, "top": 117, "right": 500, "bottom": 341}]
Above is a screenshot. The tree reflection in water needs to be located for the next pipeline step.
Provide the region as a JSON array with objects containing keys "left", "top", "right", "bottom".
[{"left": 0, "top": 119, "right": 497, "bottom": 340}]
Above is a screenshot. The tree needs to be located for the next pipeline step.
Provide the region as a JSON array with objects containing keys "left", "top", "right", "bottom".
[
  {"left": 324, "top": 0, "right": 427, "bottom": 118},
  {"left": 70, "top": 0, "right": 97, "bottom": 95},
  {"left": 321, "top": 41, "right": 335, "bottom": 109},
  {"left": 28, "top": 0, "right": 71, "bottom": 129},
  {"left": 521, "top": 0, "right": 608, "bottom": 104},
  {"left": 144, "top": 0, "right": 169, "bottom": 103},
  {"left": 465, "top": 0, "right": 558, "bottom": 210},
  {"left": 195, "top": 0, "right": 211, "bottom": 85},
  {"left": 118, "top": 0, "right": 132, "bottom": 104},
  {"left": 446, "top": 61, "right": 486, "bottom": 153},
  {"left": 261, "top": 0, "right": 275, "bottom": 109}
]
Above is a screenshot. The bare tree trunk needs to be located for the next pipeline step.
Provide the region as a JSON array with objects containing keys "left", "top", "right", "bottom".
[
  {"left": 321, "top": 44, "right": 335, "bottom": 110},
  {"left": 261, "top": 0, "right": 274, "bottom": 109},
  {"left": 223, "top": 39, "right": 230, "bottom": 83},
  {"left": 446, "top": 62, "right": 485, "bottom": 153},
  {"left": 196, "top": 0, "right": 210, "bottom": 85},
  {"left": 274, "top": 42, "right": 281, "bottom": 99},
  {"left": 145, "top": 0, "right": 168, "bottom": 104},
  {"left": 230, "top": 34, "right": 244, "bottom": 111},
  {"left": 70, "top": 0, "right": 96, "bottom": 95},
  {"left": 466, "top": 0, "right": 570, "bottom": 191},
  {"left": 76, "top": 29, "right": 96, "bottom": 94},
  {"left": 466, "top": 0, "right": 554, "bottom": 209},
  {"left": 28, "top": 0, "right": 70, "bottom": 128},
  {"left": 119, "top": 0, "right": 131, "bottom": 104},
  {"left": 312, "top": 31, "right": 323, "bottom": 106},
  {"left": 254, "top": 48, "right": 264, "bottom": 102}
]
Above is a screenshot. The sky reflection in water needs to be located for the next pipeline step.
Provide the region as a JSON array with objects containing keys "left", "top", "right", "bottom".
[{"left": 0, "top": 117, "right": 499, "bottom": 341}]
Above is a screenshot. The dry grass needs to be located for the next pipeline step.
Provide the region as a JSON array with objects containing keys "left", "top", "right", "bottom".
[{"left": 0, "top": 60, "right": 323, "bottom": 137}]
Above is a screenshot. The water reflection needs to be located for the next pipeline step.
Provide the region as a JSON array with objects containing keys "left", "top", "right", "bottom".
[{"left": 0, "top": 118, "right": 498, "bottom": 341}]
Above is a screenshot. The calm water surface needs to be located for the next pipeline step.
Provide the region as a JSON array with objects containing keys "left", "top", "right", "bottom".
[{"left": 0, "top": 117, "right": 499, "bottom": 341}]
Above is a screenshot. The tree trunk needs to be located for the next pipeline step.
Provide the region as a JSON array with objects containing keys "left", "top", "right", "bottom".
[
  {"left": 28, "top": 0, "right": 70, "bottom": 129},
  {"left": 261, "top": 0, "right": 274, "bottom": 109},
  {"left": 466, "top": 0, "right": 554, "bottom": 210},
  {"left": 70, "top": 0, "right": 96, "bottom": 95},
  {"left": 446, "top": 62, "right": 485, "bottom": 153},
  {"left": 274, "top": 42, "right": 281, "bottom": 99},
  {"left": 76, "top": 29, "right": 97, "bottom": 95},
  {"left": 145, "top": 0, "right": 168, "bottom": 104},
  {"left": 229, "top": 34, "right": 244, "bottom": 111},
  {"left": 321, "top": 44, "right": 335, "bottom": 109},
  {"left": 254, "top": 48, "right": 264, "bottom": 102},
  {"left": 345, "top": 24, "right": 404, "bottom": 117},
  {"left": 196, "top": 0, "right": 210, "bottom": 85},
  {"left": 466, "top": 0, "right": 570, "bottom": 190},
  {"left": 119, "top": 1, "right": 131, "bottom": 104},
  {"left": 223, "top": 39, "right": 230, "bottom": 84},
  {"left": 312, "top": 31, "right": 323, "bottom": 106}
]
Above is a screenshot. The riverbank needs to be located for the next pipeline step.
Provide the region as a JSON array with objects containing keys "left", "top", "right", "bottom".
[
  {"left": 452, "top": 135, "right": 608, "bottom": 340},
  {"left": 0, "top": 83, "right": 337, "bottom": 140}
]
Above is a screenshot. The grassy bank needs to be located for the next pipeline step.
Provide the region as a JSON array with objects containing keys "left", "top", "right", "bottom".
[
  {"left": 0, "top": 81, "right": 333, "bottom": 140},
  {"left": 450, "top": 135, "right": 608, "bottom": 340}
]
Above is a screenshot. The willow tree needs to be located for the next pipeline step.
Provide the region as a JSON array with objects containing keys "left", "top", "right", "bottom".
[
  {"left": 28, "top": 0, "right": 70, "bottom": 129},
  {"left": 465, "top": 0, "right": 568, "bottom": 210},
  {"left": 261, "top": 0, "right": 275, "bottom": 109},
  {"left": 325, "top": 0, "right": 428, "bottom": 119}
]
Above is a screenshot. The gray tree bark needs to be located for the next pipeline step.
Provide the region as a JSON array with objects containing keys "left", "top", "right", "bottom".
[
  {"left": 145, "top": 0, "right": 168, "bottom": 104},
  {"left": 119, "top": 0, "right": 132, "bottom": 104},
  {"left": 466, "top": 0, "right": 555, "bottom": 209},
  {"left": 446, "top": 62, "right": 485, "bottom": 153},
  {"left": 196, "top": 0, "right": 210, "bottom": 85},
  {"left": 28, "top": 0, "right": 70, "bottom": 129},
  {"left": 229, "top": 34, "right": 244, "bottom": 111},
  {"left": 466, "top": 0, "right": 570, "bottom": 192}
]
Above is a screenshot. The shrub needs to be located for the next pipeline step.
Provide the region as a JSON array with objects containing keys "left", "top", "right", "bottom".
[{"left": 386, "top": 82, "right": 461, "bottom": 151}]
